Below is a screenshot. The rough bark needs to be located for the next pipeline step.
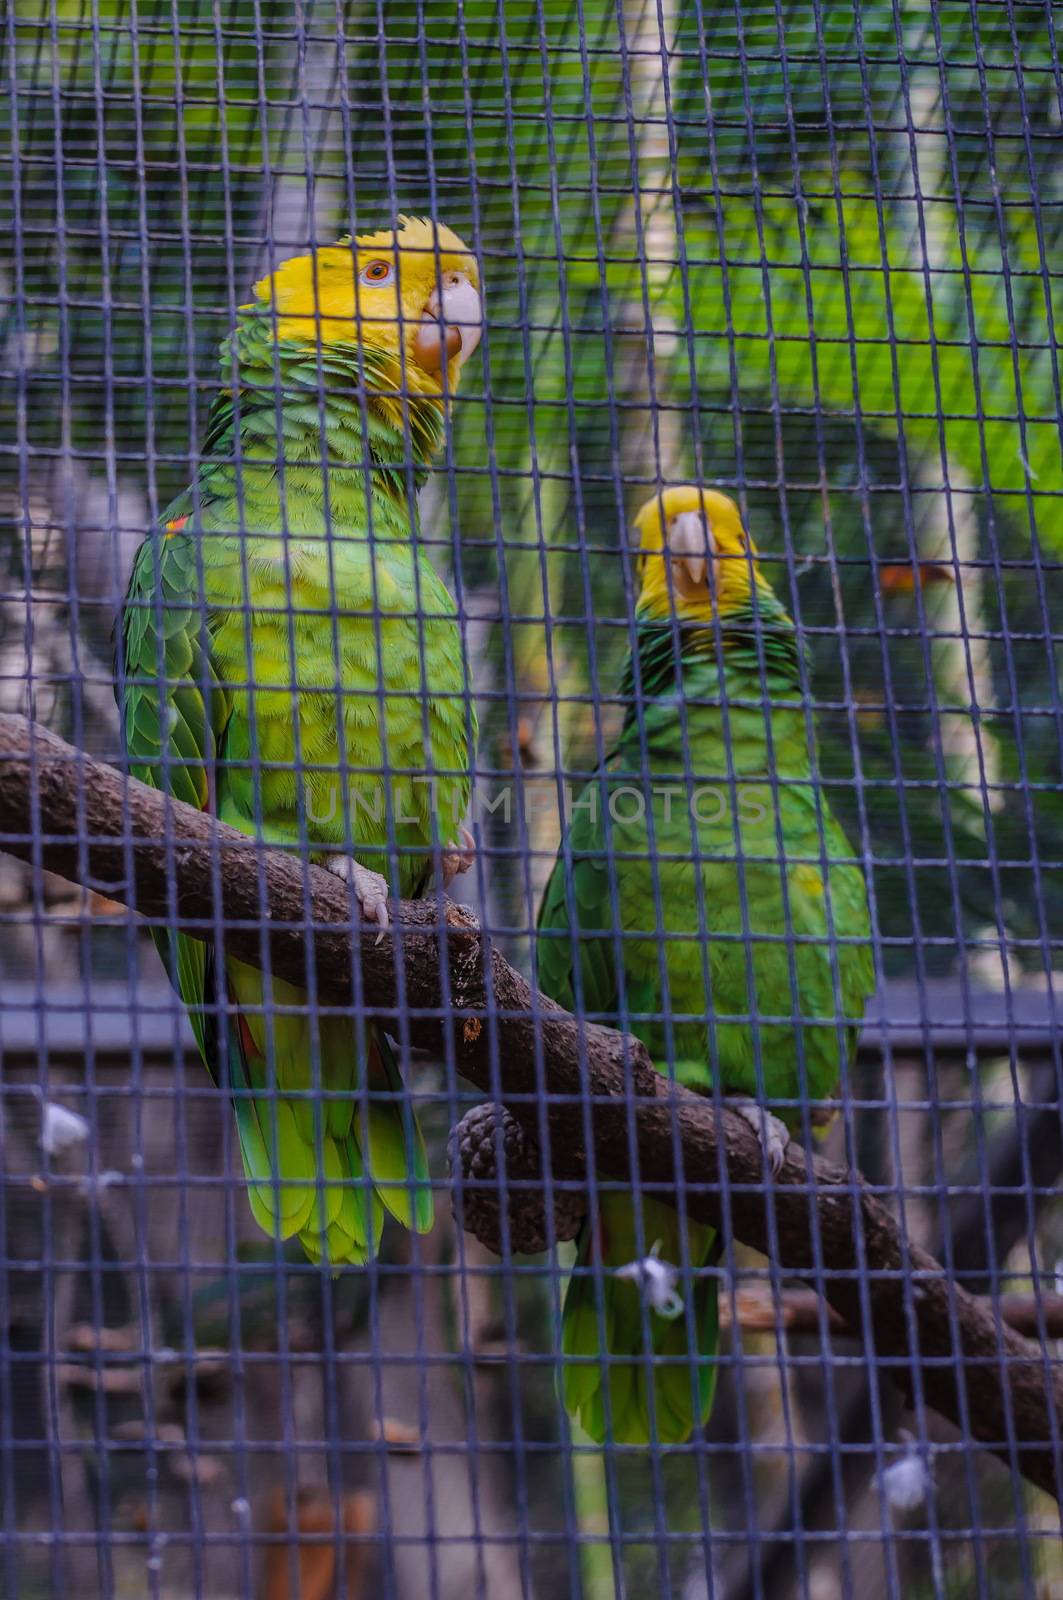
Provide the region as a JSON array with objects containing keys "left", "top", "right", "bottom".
[{"left": 0, "top": 712, "right": 1060, "bottom": 1500}]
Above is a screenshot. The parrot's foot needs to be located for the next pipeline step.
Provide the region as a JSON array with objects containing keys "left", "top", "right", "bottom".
[
  {"left": 733, "top": 1100, "right": 790, "bottom": 1178},
  {"left": 327, "top": 855, "right": 390, "bottom": 937},
  {"left": 441, "top": 825, "right": 476, "bottom": 890}
]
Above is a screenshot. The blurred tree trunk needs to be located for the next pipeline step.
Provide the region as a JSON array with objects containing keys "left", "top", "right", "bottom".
[
  {"left": 615, "top": 0, "right": 684, "bottom": 492},
  {"left": 256, "top": 13, "right": 345, "bottom": 275}
]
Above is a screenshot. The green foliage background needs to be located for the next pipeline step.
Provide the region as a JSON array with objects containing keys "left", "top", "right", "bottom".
[{"left": 4, "top": 3, "right": 1059, "bottom": 986}]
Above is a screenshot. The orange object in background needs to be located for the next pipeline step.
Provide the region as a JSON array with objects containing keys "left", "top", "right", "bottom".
[
  {"left": 263, "top": 1487, "right": 376, "bottom": 1600},
  {"left": 878, "top": 561, "right": 957, "bottom": 594}
]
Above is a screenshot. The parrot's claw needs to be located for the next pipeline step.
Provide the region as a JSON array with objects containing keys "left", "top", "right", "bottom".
[
  {"left": 327, "top": 856, "right": 390, "bottom": 940},
  {"left": 734, "top": 1100, "right": 790, "bottom": 1178},
  {"left": 441, "top": 825, "right": 476, "bottom": 890}
]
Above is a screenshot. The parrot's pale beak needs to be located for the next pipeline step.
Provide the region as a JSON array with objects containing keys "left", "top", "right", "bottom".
[
  {"left": 412, "top": 273, "right": 482, "bottom": 373},
  {"left": 666, "top": 509, "right": 716, "bottom": 594}
]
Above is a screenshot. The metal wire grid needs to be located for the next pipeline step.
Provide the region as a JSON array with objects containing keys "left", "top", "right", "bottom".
[{"left": 2, "top": 1, "right": 1062, "bottom": 1597}]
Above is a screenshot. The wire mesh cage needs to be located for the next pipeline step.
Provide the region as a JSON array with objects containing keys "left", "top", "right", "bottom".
[{"left": 2, "top": 1, "right": 1062, "bottom": 1596}]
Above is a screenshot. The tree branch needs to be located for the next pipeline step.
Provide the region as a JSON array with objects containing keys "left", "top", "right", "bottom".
[{"left": 0, "top": 712, "right": 1060, "bottom": 1500}]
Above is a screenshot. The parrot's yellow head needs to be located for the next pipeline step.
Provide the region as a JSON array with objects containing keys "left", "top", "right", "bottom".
[
  {"left": 633, "top": 485, "right": 773, "bottom": 623},
  {"left": 249, "top": 215, "right": 482, "bottom": 398}
]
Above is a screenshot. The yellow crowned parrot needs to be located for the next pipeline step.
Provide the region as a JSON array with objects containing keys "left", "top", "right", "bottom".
[
  {"left": 119, "top": 217, "right": 482, "bottom": 1265},
  {"left": 537, "top": 485, "right": 874, "bottom": 1443}
]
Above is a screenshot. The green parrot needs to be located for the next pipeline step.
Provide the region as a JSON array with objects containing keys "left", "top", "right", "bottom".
[
  {"left": 537, "top": 484, "right": 875, "bottom": 1444},
  {"left": 119, "top": 217, "right": 483, "bottom": 1266}
]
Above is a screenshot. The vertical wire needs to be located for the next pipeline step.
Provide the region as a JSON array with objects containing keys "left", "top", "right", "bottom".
[
  {"left": 639, "top": 8, "right": 725, "bottom": 1579},
  {"left": 1000, "top": 0, "right": 1063, "bottom": 1513},
  {"left": 324, "top": 33, "right": 407, "bottom": 1600},
  {"left": 680, "top": 7, "right": 773, "bottom": 1587},
  {"left": 109, "top": 3, "right": 170, "bottom": 1593},
  {"left": 880, "top": 8, "right": 997, "bottom": 1567},
  {"left": 321, "top": 26, "right": 387, "bottom": 1586},
  {"left": 320, "top": 26, "right": 406, "bottom": 1600},
  {"left": 844, "top": 9, "right": 964, "bottom": 1589},
  {"left": 560, "top": 20, "right": 664, "bottom": 1590},
  {"left": 37, "top": 13, "right": 78, "bottom": 1584},
  {"left": 286, "top": 9, "right": 354, "bottom": 1598},
  {"left": 715, "top": 7, "right": 829, "bottom": 1595},
  {"left": 155, "top": 6, "right": 211, "bottom": 1592},
  {"left": 923, "top": 1, "right": 1047, "bottom": 1548},
  {"left": 197, "top": 3, "right": 269, "bottom": 1591},
  {"left": 160, "top": 0, "right": 219, "bottom": 1587},
  {"left": 486, "top": 4, "right": 606, "bottom": 1589},
  {"left": 538, "top": 0, "right": 670, "bottom": 1586},
  {"left": 407, "top": 19, "right": 494, "bottom": 1594},
  {"left": 843, "top": 6, "right": 967, "bottom": 1590},
  {"left": 16, "top": 8, "right": 69, "bottom": 1597},
  {"left": 2, "top": 13, "right": 33, "bottom": 1595},
  {"left": 766, "top": 7, "right": 874, "bottom": 1587},
  {"left": 963, "top": 0, "right": 1063, "bottom": 1514},
  {"left": 526, "top": 0, "right": 632, "bottom": 1588},
  {"left": 446, "top": 9, "right": 538, "bottom": 1595},
  {"left": 732, "top": 9, "right": 864, "bottom": 1591},
  {"left": 360, "top": 11, "right": 447, "bottom": 1595},
  {"left": 881, "top": 4, "right": 1019, "bottom": 1571},
  {"left": 197, "top": 0, "right": 260, "bottom": 1588},
  {"left": 610, "top": 10, "right": 695, "bottom": 1588},
  {"left": 233, "top": 7, "right": 311, "bottom": 1590},
  {"left": 805, "top": 9, "right": 955, "bottom": 1592}
]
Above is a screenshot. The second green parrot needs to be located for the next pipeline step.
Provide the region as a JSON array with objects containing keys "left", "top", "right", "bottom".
[{"left": 537, "top": 485, "right": 875, "bottom": 1444}]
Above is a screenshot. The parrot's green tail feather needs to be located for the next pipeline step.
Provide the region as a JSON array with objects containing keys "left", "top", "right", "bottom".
[
  {"left": 362, "top": 1032, "right": 434, "bottom": 1235},
  {"left": 221, "top": 963, "right": 431, "bottom": 1266},
  {"left": 560, "top": 1194, "right": 718, "bottom": 1446}
]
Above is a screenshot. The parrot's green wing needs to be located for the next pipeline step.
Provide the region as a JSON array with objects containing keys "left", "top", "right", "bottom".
[
  {"left": 538, "top": 772, "right": 718, "bottom": 1446},
  {"left": 121, "top": 527, "right": 232, "bottom": 1064},
  {"left": 537, "top": 790, "right": 618, "bottom": 1021},
  {"left": 121, "top": 526, "right": 312, "bottom": 1245},
  {"left": 535, "top": 754, "right": 685, "bottom": 1056}
]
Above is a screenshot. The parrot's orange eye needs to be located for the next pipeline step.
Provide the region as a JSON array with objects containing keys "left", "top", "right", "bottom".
[{"left": 359, "top": 260, "right": 393, "bottom": 285}]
